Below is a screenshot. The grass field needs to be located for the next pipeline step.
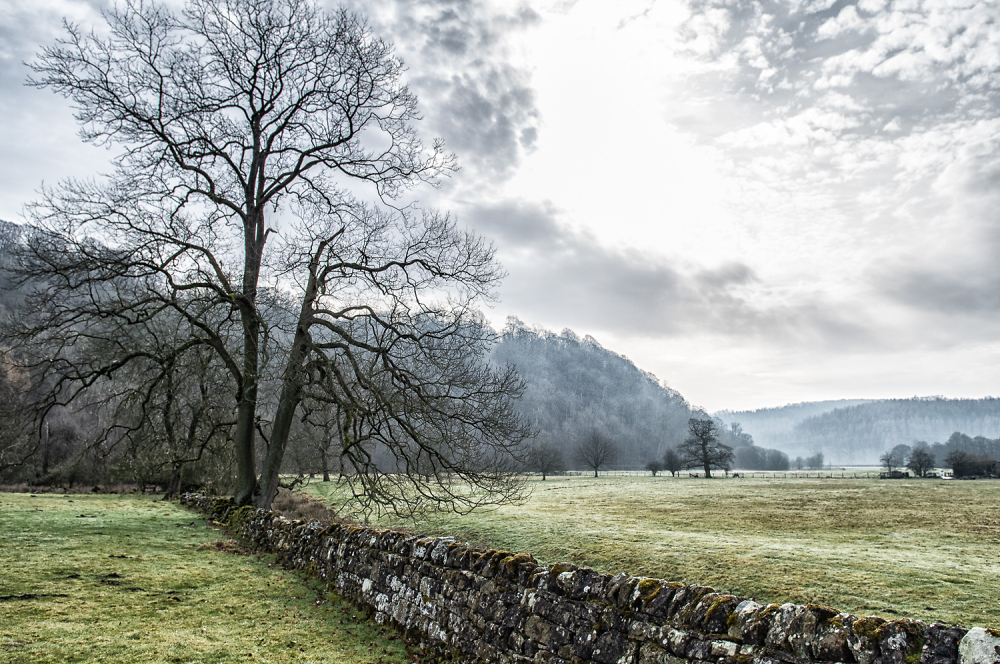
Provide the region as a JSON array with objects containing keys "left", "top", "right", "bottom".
[
  {"left": 0, "top": 492, "right": 412, "bottom": 664},
  {"left": 306, "top": 475, "right": 1000, "bottom": 629}
]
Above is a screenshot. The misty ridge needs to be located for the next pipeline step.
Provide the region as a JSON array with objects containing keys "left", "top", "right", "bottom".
[
  {"left": 718, "top": 398, "right": 1000, "bottom": 466},
  {"left": 492, "top": 317, "right": 1000, "bottom": 470}
]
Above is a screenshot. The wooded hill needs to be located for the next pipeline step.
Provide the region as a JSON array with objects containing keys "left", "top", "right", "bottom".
[
  {"left": 719, "top": 397, "right": 1000, "bottom": 465},
  {"left": 491, "top": 319, "right": 705, "bottom": 469}
]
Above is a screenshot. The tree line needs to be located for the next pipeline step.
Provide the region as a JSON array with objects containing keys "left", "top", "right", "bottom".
[
  {"left": 721, "top": 397, "right": 1000, "bottom": 465},
  {"left": 879, "top": 433, "right": 999, "bottom": 478}
]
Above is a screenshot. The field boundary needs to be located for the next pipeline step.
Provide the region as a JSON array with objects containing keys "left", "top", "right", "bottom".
[{"left": 181, "top": 494, "right": 998, "bottom": 664}]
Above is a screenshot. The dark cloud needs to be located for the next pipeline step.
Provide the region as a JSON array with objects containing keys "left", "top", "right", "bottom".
[
  {"left": 467, "top": 199, "right": 874, "bottom": 346},
  {"left": 342, "top": 0, "right": 541, "bottom": 182},
  {"left": 884, "top": 272, "right": 1000, "bottom": 315}
]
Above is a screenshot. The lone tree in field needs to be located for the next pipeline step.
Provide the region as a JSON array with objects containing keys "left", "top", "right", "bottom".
[
  {"left": 575, "top": 430, "right": 617, "bottom": 478},
  {"left": 15, "top": 0, "right": 531, "bottom": 513},
  {"left": 526, "top": 442, "right": 565, "bottom": 481},
  {"left": 678, "top": 418, "right": 733, "bottom": 479},
  {"left": 906, "top": 446, "right": 935, "bottom": 478},
  {"left": 645, "top": 459, "right": 664, "bottom": 476}
]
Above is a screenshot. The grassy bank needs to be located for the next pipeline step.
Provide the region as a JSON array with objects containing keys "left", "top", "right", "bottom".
[
  {"left": 306, "top": 475, "right": 1000, "bottom": 628},
  {"left": 0, "top": 492, "right": 412, "bottom": 663}
]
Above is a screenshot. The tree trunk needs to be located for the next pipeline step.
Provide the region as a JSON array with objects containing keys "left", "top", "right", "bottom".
[
  {"left": 234, "top": 209, "right": 266, "bottom": 505},
  {"left": 163, "top": 462, "right": 184, "bottom": 500},
  {"left": 232, "top": 377, "right": 258, "bottom": 505},
  {"left": 253, "top": 321, "right": 311, "bottom": 509}
]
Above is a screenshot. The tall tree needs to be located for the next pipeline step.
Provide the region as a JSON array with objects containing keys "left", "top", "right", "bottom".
[
  {"left": 15, "top": 0, "right": 529, "bottom": 510},
  {"left": 678, "top": 418, "right": 733, "bottom": 478},
  {"left": 575, "top": 430, "right": 617, "bottom": 478}
]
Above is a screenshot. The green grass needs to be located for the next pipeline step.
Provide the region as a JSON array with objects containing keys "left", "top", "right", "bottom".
[
  {"left": 306, "top": 475, "right": 1000, "bottom": 629},
  {"left": 0, "top": 492, "right": 413, "bottom": 663}
]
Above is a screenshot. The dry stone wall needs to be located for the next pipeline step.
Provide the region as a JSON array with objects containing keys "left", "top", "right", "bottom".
[{"left": 181, "top": 495, "right": 999, "bottom": 664}]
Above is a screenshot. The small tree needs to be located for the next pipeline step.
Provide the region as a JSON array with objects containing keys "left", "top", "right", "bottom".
[
  {"left": 662, "top": 448, "right": 683, "bottom": 477},
  {"left": 945, "top": 450, "right": 970, "bottom": 477},
  {"left": 805, "top": 452, "right": 825, "bottom": 470},
  {"left": 527, "top": 443, "right": 565, "bottom": 481},
  {"left": 906, "top": 448, "right": 935, "bottom": 477},
  {"left": 575, "top": 430, "right": 617, "bottom": 478},
  {"left": 677, "top": 418, "right": 733, "bottom": 479},
  {"left": 880, "top": 449, "right": 902, "bottom": 474},
  {"left": 646, "top": 459, "right": 664, "bottom": 477}
]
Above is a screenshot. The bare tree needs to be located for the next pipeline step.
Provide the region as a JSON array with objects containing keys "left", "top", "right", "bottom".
[
  {"left": 805, "top": 452, "right": 825, "bottom": 470},
  {"left": 15, "top": 0, "right": 529, "bottom": 511},
  {"left": 0, "top": 352, "right": 36, "bottom": 478},
  {"left": 880, "top": 449, "right": 903, "bottom": 474},
  {"left": 678, "top": 418, "right": 733, "bottom": 479},
  {"left": 906, "top": 446, "right": 935, "bottom": 478},
  {"left": 575, "top": 430, "right": 617, "bottom": 478},
  {"left": 662, "top": 447, "right": 683, "bottom": 477},
  {"left": 645, "top": 459, "right": 664, "bottom": 476},
  {"left": 527, "top": 442, "right": 565, "bottom": 481}
]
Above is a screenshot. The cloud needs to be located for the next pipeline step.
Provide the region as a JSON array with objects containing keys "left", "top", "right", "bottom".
[
  {"left": 344, "top": 0, "right": 541, "bottom": 184},
  {"left": 672, "top": 0, "right": 1000, "bottom": 343},
  {"left": 816, "top": 5, "right": 866, "bottom": 41},
  {"left": 0, "top": 0, "right": 542, "bottom": 221},
  {"left": 468, "top": 199, "right": 874, "bottom": 347},
  {"left": 0, "top": 0, "right": 111, "bottom": 221}
]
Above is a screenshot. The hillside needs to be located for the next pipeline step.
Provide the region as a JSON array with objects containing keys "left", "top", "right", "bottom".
[
  {"left": 491, "top": 319, "right": 703, "bottom": 468},
  {"left": 719, "top": 397, "right": 1000, "bottom": 464},
  {"left": 716, "top": 400, "right": 874, "bottom": 456}
]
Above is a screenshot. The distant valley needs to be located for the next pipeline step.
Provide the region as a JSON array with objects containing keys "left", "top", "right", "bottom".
[
  {"left": 717, "top": 398, "right": 1000, "bottom": 465},
  {"left": 493, "top": 320, "right": 1000, "bottom": 468}
]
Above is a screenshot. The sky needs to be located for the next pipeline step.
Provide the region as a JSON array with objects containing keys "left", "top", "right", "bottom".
[{"left": 1, "top": 0, "right": 999, "bottom": 412}]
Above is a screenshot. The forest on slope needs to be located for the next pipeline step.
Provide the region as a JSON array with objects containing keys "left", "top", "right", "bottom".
[
  {"left": 719, "top": 398, "right": 1000, "bottom": 465},
  {"left": 490, "top": 319, "right": 703, "bottom": 469}
]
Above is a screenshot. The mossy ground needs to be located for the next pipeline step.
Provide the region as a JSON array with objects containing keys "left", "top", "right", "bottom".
[
  {"left": 305, "top": 475, "right": 1000, "bottom": 628},
  {"left": 0, "top": 492, "right": 413, "bottom": 663}
]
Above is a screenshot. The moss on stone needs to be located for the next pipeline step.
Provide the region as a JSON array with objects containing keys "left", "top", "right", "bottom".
[
  {"left": 504, "top": 552, "right": 534, "bottom": 575},
  {"left": 705, "top": 595, "right": 736, "bottom": 624},
  {"left": 637, "top": 578, "right": 662, "bottom": 602},
  {"left": 853, "top": 616, "right": 887, "bottom": 639},
  {"left": 548, "top": 562, "right": 574, "bottom": 578}
]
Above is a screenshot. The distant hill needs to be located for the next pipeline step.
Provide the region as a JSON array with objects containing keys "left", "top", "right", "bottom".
[
  {"left": 718, "top": 397, "right": 1000, "bottom": 464},
  {"left": 491, "top": 319, "right": 704, "bottom": 469},
  {"left": 716, "top": 399, "right": 874, "bottom": 453}
]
